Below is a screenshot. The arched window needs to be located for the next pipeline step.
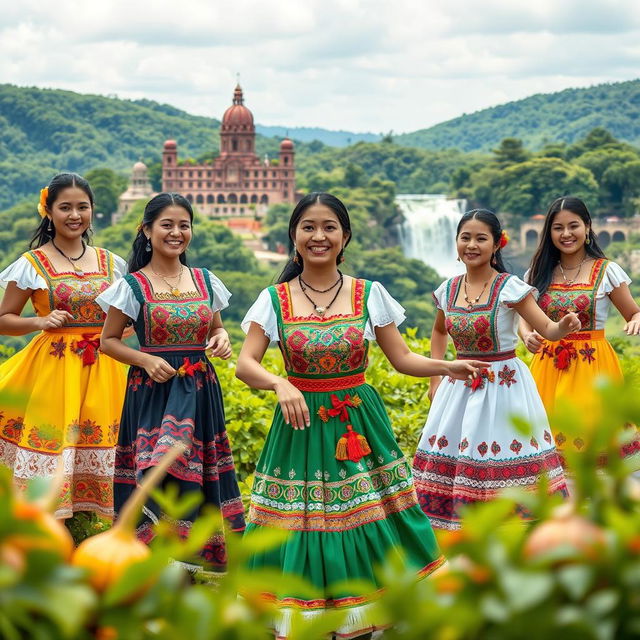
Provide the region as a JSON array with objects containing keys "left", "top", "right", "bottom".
[
  {"left": 228, "top": 193, "right": 238, "bottom": 204},
  {"left": 207, "top": 195, "right": 214, "bottom": 204},
  {"left": 260, "top": 194, "right": 269, "bottom": 204},
  {"left": 196, "top": 194, "right": 204, "bottom": 204},
  {"left": 240, "top": 194, "right": 248, "bottom": 204},
  {"left": 217, "top": 194, "right": 226, "bottom": 204},
  {"left": 598, "top": 231, "right": 611, "bottom": 248},
  {"left": 612, "top": 231, "right": 626, "bottom": 243},
  {"left": 232, "top": 139, "right": 238, "bottom": 152},
  {"left": 186, "top": 194, "right": 193, "bottom": 203},
  {"left": 251, "top": 195, "right": 258, "bottom": 204},
  {"left": 525, "top": 229, "right": 538, "bottom": 248},
  {"left": 284, "top": 157, "right": 289, "bottom": 165}
]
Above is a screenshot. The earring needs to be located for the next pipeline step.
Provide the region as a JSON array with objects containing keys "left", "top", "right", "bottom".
[
  {"left": 457, "top": 257, "right": 461, "bottom": 262},
  {"left": 293, "top": 253, "right": 299, "bottom": 264},
  {"left": 47, "top": 218, "right": 52, "bottom": 232},
  {"left": 585, "top": 236, "right": 591, "bottom": 245},
  {"left": 145, "top": 238, "right": 151, "bottom": 252}
]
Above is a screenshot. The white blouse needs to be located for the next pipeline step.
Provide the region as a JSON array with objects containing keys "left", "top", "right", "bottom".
[{"left": 241, "top": 280, "right": 405, "bottom": 343}]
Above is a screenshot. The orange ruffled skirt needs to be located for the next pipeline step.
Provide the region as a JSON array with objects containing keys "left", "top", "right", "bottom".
[{"left": 0, "top": 328, "right": 126, "bottom": 518}]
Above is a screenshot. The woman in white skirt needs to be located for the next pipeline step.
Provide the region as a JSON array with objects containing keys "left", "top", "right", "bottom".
[{"left": 413, "top": 209, "right": 580, "bottom": 529}]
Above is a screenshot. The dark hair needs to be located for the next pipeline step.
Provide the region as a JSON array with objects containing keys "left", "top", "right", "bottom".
[
  {"left": 276, "top": 192, "right": 352, "bottom": 283},
  {"left": 29, "top": 172, "right": 95, "bottom": 249},
  {"left": 128, "top": 192, "right": 194, "bottom": 272},
  {"left": 528, "top": 196, "right": 606, "bottom": 295},
  {"left": 456, "top": 208, "right": 507, "bottom": 273}
]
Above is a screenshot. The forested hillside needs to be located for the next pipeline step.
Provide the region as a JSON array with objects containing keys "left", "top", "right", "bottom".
[{"left": 395, "top": 79, "right": 640, "bottom": 152}]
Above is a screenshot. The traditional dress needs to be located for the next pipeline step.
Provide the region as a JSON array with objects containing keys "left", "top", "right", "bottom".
[
  {"left": 528, "top": 258, "right": 640, "bottom": 458},
  {"left": 241, "top": 279, "right": 444, "bottom": 640},
  {"left": 413, "top": 273, "right": 567, "bottom": 530},
  {"left": 96, "top": 268, "right": 245, "bottom": 570},
  {"left": 0, "top": 247, "right": 127, "bottom": 518}
]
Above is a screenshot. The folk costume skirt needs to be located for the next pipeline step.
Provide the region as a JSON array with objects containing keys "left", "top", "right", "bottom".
[
  {"left": 245, "top": 373, "right": 444, "bottom": 640},
  {"left": 530, "top": 330, "right": 640, "bottom": 461},
  {"left": 0, "top": 328, "right": 126, "bottom": 518},
  {"left": 413, "top": 353, "right": 568, "bottom": 530},
  {"left": 115, "top": 349, "right": 245, "bottom": 571}
]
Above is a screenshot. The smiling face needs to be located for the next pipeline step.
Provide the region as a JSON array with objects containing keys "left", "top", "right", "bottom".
[
  {"left": 456, "top": 218, "right": 498, "bottom": 268},
  {"left": 48, "top": 186, "right": 92, "bottom": 241},
  {"left": 145, "top": 205, "right": 192, "bottom": 259},
  {"left": 550, "top": 209, "right": 589, "bottom": 257},
  {"left": 293, "top": 203, "right": 349, "bottom": 267}
]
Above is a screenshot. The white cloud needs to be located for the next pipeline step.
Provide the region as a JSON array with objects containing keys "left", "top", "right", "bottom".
[{"left": 1, "top": 0, "right": 639, "bottom": 133}]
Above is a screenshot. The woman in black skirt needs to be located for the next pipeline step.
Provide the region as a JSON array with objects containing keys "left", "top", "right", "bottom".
[{"left": 98, "top": 192, "right": 245, "bottom": 571}]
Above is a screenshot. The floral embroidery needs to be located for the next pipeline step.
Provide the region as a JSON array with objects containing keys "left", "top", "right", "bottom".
[
  {"left": 579, "top": 343, "right": 596, "bottom": 363},
  {"left": 498, "top": 365, "right": 517, "bottom": 387},
  {"left": 428, "top": 434, "right": 437, "bottom": 447},
  {"left": 49, "top": 337, "right": 67, "bottom": 359},
  {"left": 437, "top": 436, "right": 449, "bottom": 450},
  {"left": 128, "top": 371, "right": 143, "bottom": 391},
  {"left": 477, "top": 441, "right": 488, "bottom": 457},
  {"left": 1, "top": 418, "right": 25, "bottom": 442},
  {"left": 510, "top": 439, "right": 522, "bottom": 454},
  {"left": 273, "top": 467, "right": 281, "bottom": 477},
  {"left": 543, "top": 430, "right": 552, "bottom": 445},
  {"left": 491, "top": 441, "right": 501, "bottom": 456},
  {"left": 573, "top": 438, "right": 585, "bottom": 450},
  {"left": 530, "top": 437, "right": 539, "bottom": 449},
  {"left": 459, "top": 438, "right": 469, "bottom": 452},
  {"left": 555, "top": 432, "right": 566, "bottom": 446},
  {"left": 288, "top": 469, "right": 296, "bottom": 479},
  {"left": 553, "top": 340, "right": 577, "bottom": 371}
]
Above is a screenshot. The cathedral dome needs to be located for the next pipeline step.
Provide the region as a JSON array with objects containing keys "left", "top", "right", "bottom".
[
  {"left": 163, "top": 139, "right": 177, "bottom": 149},
  {"left": 221, "top": 84, "right": 254, "bottom": 130},
  {"left": 280, "top": 138, "right": 294, "bottom": 151}
]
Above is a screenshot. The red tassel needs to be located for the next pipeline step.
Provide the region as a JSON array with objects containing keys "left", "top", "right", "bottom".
[
  {"left": 470, "top": 375, "right": 484, "bottom": 391},
  {"left": 336, "top": 424, "right": 370, "bottom": 463},
  {"left": 554, "top": 341, "right": 577, "bottom": 371},
  {"left": 77, "top": 334, "right": 100, "bottom": 366}
]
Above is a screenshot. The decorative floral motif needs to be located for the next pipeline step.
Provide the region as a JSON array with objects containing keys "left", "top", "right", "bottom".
[
  {"left": 509, "top": 439, "right": 522, "bottom": 454},
  {"left": 273, "top": 467, "right": 281, "bottom": 477},
  {"left": 543, "top": 430, "right": 552, "bottom": 445},
  {"left": 555, "top": 432, "right": 567, "bottom": 447},
  {"left": 579, "top": 343, "right": 596, "bottom": 364},
  {"left": 1, "top": 418, "right": 25, "bottom": 442},
  {"left": 477, "top": 441, "right": 488, "bottom": 457},
  {"left": 49, "top": 337, "right": 67, "bottom": 359},
  {"left": 128, "top": 371, "right": 143, "bottom": 391},
  {"left": 459, "top": 438, "right": 469, "bottom": 452},
  {"left": 428, "top": 434, "right": 437, "bottom": 447},
  {"left": 498, "top": 365, "right": 517, "bottom": 388},
  {"left": 490, "top": 441, "right": 501, "bottom": 456},
  {"left": 465, "top": 368, "right": 495, "bottom": 391},
  {"left": 437, "top": 436, "right": 449, "bottom": 450},
  {"left": 530, "top": 436, "right": 539, "bottom": 449},
  {"left": 552, "top": 340, "right": 577, "bottom": 371}
]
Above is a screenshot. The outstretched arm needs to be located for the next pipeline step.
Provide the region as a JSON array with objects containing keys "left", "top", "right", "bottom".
[
  {"left": 235, "top": 323, "right": 310, "bottom": 430},
  {"left": 514, "top": 294, "right": 581, "bottom": 341},
  {"left": 374, "top": 322, "right": 489, "bottom": 380}
]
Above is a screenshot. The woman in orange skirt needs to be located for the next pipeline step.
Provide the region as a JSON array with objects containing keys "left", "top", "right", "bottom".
[
  {"left": 520, "top": 196, "right": 640, "bottom": 457},
  {"left": 0, "top": 173, "right": 127, "bottom": 518}
]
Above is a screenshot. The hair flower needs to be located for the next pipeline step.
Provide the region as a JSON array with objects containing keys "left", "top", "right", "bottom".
[
  {"left": 37, "top": 187, "right": 49, "bottom": 218},
  {"left": 499, "top": 230, "right": 509, "bottom": 249}
]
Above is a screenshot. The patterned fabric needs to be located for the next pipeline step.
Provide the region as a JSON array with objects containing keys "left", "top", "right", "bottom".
[
  {"left": 0, "top": 248, "right": 126, "bottom": 518},
  {"left": 538, "top": 259, "right": 608, "bottom": 330},
  {"left": 113, "top": 268, "right": 244, "bottom": 570},
  {"left": 244, "top": 278, "right": 443, "bottom": 639}
]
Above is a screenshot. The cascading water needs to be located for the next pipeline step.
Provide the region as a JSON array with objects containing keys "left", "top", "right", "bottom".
[{"left": 396, "top": 194, "right": 467, "bottom": 277}]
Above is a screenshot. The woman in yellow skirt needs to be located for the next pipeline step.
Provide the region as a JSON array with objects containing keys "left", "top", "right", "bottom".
[
  {"left": 520, "top": 196, "right": 640, "bottom": 457},
  {"left": 0, "top": 173, "right": 127, "bottom": 518}
]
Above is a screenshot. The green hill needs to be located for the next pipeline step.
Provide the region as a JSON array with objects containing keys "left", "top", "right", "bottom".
[{"left": 396, "top": 79, "right": 640, "bottom": 152}]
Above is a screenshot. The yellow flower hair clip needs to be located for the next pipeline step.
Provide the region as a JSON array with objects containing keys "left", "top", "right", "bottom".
[{"left": 37, "top": 187, "right": 49, "bottom": 218}]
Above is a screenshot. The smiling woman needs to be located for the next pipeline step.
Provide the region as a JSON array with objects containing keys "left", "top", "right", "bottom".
[
  {"left": 0, "top": 172, "right": 128, "bottom": 519},
  {"left": 96, "top": 192, "right": 245, "bottom": 575}
]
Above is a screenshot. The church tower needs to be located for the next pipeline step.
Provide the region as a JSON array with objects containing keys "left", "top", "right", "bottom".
[{"left": 219, "top": 84, "right": 255, "bottom": 156}]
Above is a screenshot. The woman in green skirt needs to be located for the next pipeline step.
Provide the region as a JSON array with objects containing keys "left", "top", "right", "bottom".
[{"left": 236, "top": 192, "right": 488, "bottom": 639}]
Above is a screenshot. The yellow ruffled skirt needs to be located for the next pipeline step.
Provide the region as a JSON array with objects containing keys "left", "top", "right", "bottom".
[{"left": 0, "top": 328, "right": 126, "bottom": 518}]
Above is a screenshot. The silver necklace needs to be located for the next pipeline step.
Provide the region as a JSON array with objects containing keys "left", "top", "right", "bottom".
[{"left": 558, "top": 256, "right": 588, "bottom": 285}]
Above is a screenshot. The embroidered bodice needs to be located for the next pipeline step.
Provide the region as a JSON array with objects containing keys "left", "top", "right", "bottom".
[
  {"left": 434, "top": 273, "right": 535, "bottom": 357},
  {"left": 270, "top": 279, "right": 371, "bottom": 379},
  {"left": 124, "top": 269, "right": 217, "bottom": 352},
  {"left": 24, "top": 248, "right": 121, "bottom": 330},
  {"left": 537, "top": 259, "right": 629, "bottom": 331}
]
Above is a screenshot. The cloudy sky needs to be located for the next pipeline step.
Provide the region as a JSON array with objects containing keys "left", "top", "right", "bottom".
[{"left": 2, "top": 0, "right": 639, "bottom": 133}]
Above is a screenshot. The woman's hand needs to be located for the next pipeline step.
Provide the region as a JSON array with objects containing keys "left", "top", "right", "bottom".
[
  {"left": 38, "top": 309, "right": 74, "bottom": 330},
  {"left": 446, "top": 359, "right": 492, "bottom": 381},
  {"left": 206, "top": 330, "right": 232, "bottom": 359},
  {"left": 558, "top": 312, "right": 581, "bottom": 336},
  {"left": 273, "top": 379, "right": 310, "bottom": 430},
  {"left": 523, "top": 330, "right": 544, "bottom": 354},
  {"left": 142, "top": 354, "right": 176, "bottom": 383},
  {"left": 624, "top": 314, "right": 640, "bottom": 336}
]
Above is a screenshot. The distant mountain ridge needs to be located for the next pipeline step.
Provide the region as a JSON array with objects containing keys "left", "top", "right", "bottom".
[
  {"left": 395, "top": 79, "right": 640, "bottom": 151},
  {"left": 256, "top": 125, "right": 379, "bottom": 146}
]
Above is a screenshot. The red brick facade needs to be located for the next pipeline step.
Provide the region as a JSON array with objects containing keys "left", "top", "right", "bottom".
[{"left": 161, "top": 84, "right": 295, "bottom": 217}]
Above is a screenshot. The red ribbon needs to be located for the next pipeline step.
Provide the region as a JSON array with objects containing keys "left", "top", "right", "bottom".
[
  {"left": 77, "top": 334, "right": 100, "bottom": 366},
  {"left": 177, "top": 357, "right": 205, "bottom": 377},
  {"left": 327, "top": 393, "right": 355, "bottom": 422},
  {"left": 554, "top": 340, "right": 577, "bottom": 370}
]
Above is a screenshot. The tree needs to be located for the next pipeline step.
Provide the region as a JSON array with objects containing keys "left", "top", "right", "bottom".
[{"left": 85, "top": 167, "right": 128, "bottom": 228}]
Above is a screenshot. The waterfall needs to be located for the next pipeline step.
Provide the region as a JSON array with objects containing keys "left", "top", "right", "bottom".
[{"left": 396, "top": 194, "right": 467, "bottom": 277}]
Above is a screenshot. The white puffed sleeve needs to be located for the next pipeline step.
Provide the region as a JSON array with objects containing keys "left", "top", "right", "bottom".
[
  {"left": 112, "top": 254, "right": 128, "bottom": 279},
  {"left": 501, "top": 275, "right": 538, "bottom": 306},
  {"left": 205, "top": 270, "right": 232, "bottom": 312},
  {"left": 95, "top": 278, "right": 140, "bottom": 320},
  {"left": 0, "top": 255, "right": 47, "bottom": 290},
  {"left": 364, "top": 281, "right": 406, "bottom": 341},
  {"left": 241, "top": 288, "right": 279, "bottom": 342},
  {"left": 599, "top": 261, "right": 632, "bottom": 297},
  {"left": 523, "top": 269, "right": 531, "bottom": 284},
  {"left": 431, "top": 280, "right": 449, "bottom": 311}
]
